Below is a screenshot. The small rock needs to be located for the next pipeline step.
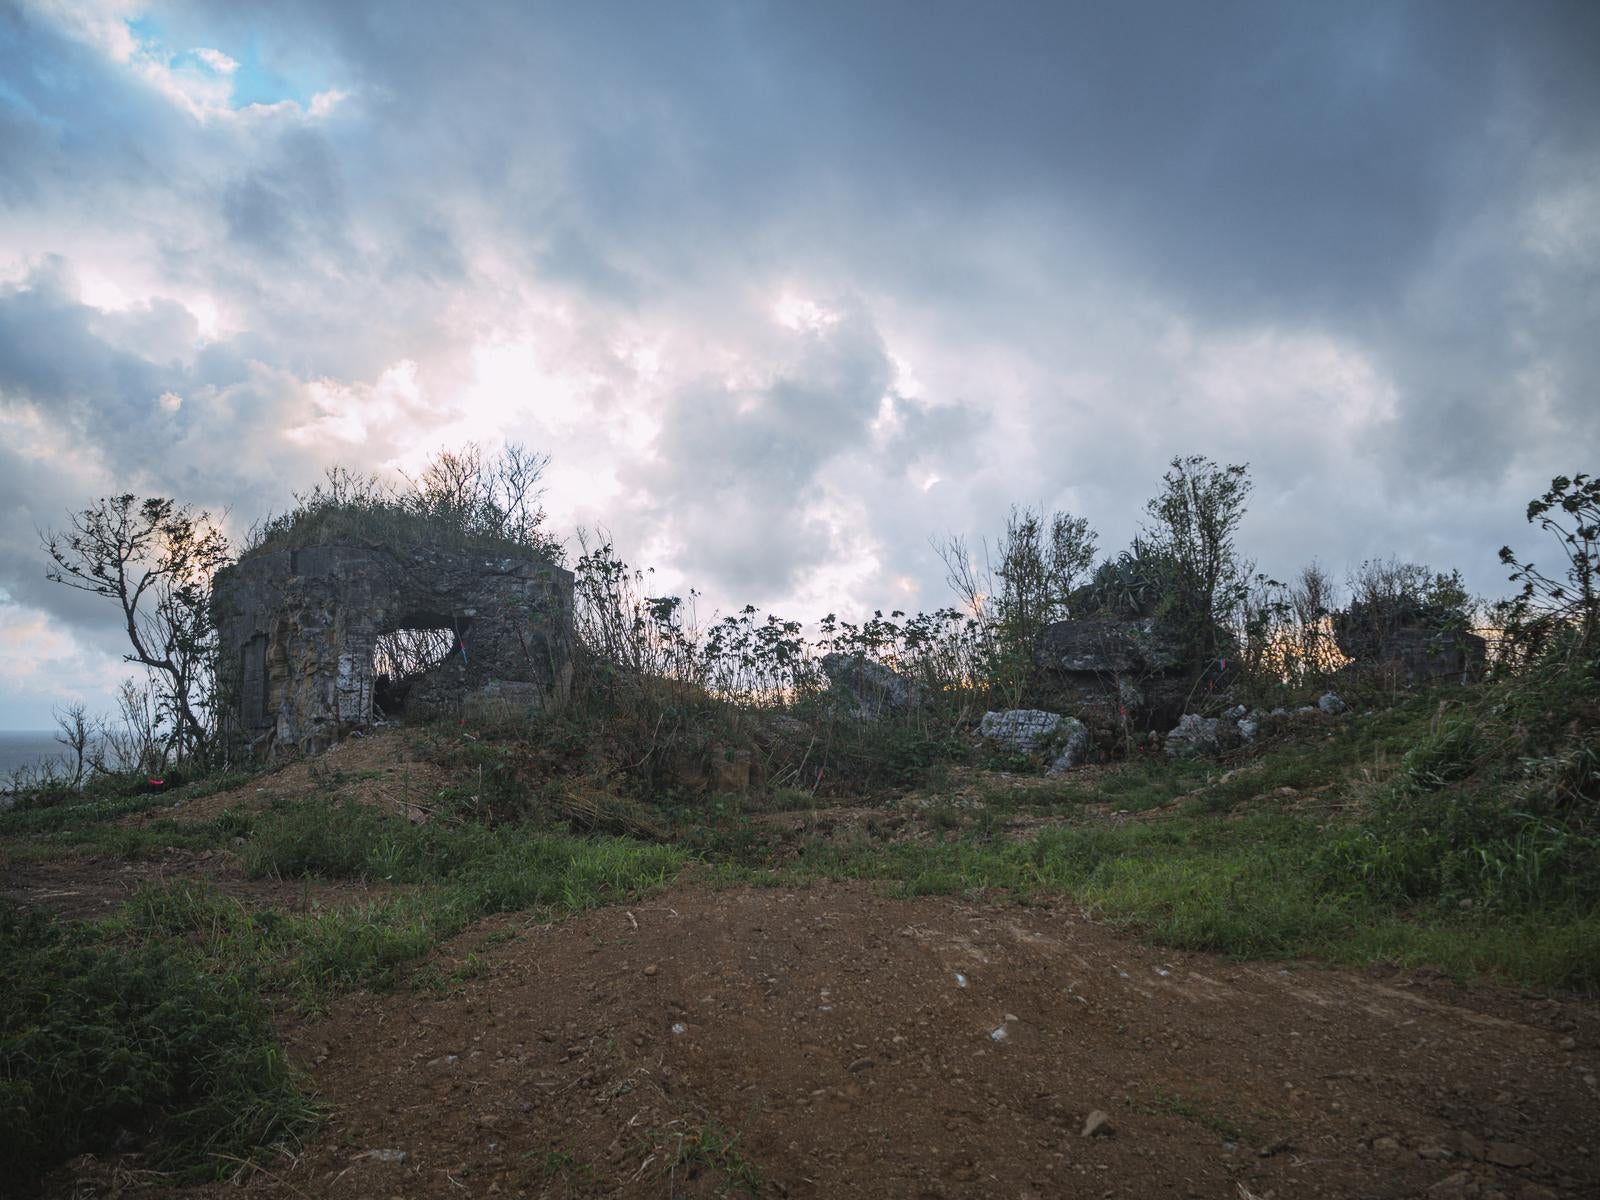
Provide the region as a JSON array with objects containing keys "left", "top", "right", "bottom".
[
  {"left": 1556, "top": 1036, "right": 1576, "bottom": 1051},
  {"left": 1427, "top": 1172, "right": 1472, "bottom": 1199},
  {"left": 989, "top": 1026, "right": 1009, "bottom": 1043},
  {"left": 1081, "top": 1110, "right": 1114, "bottom": 1138},
  {"left": 1516, "top": 1186, "right": 1558, "bottom": 1200},
  {"left": 1258, "top": 1138, "right": 1291, "bottom": 1158},
  {"left": 359, "top": 1149, "right": 408, "bottom": 1164},
  {"left": 1164, "top": 713, "right": 1222, "bottom": 758},
  {"left": 1374, "top": 1136, "right": 1402, "bottom": 1153},
  {"left": 1486, "top": 1143, "right": 1536, "bottom": 1169},
  {"left": 670, "top": 1022, "right": 687, "bottom": 1036},
  {"left": 1447, "top": 1131, "right": 1486, "bottom": 1161},
  {"left": 846, "top": 1057, "right": 874, "bottom": 1073},
  {"left": 643, "top": 963, "right": 659, "bottom": 977},
  {"left": 1418, "top": 1145, "right": 1454, "bottom": 1161}
]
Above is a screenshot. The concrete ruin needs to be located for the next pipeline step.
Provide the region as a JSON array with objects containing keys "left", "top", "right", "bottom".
[
  {"left": 1334, "top": 621, "right": 1488, "bottom": 687},
  {"left": 213, "top": 543, "right": 574, "bottom": 757}
]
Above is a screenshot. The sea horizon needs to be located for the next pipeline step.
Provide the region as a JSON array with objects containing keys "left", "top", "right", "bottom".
[{"left": 0, "top": 730, "right": 72, "bottom": 778}]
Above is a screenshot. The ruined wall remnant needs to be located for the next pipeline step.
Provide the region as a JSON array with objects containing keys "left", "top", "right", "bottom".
[
  {"left": 214, "top": 543, "right": 574, "bottom": 757},
  {"left": 1334, "top": 622, "right": 1487, "bottom": 687}
]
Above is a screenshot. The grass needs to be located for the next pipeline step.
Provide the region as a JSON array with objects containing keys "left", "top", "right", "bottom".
[
  {"left": 108, "top": 804, "right": 686, "bottom": 1010},
  {"left": 1, "top": 809, "right": 252, "bottom": 863},
  {"left": 0, "top": 790, "right": 190, "bottom": 836},
  {"left": 703, "top": 808, "right": 1599, "bottom": 991},
  {"left": 0, "top": 799, "right": 685, "bottom": 1191},
  {"left": 0, "top": 903, "right": 319, "bottom": 1185},
  {"left": 1130, "top": 1090, "right": 1247, "bottom": 1142},
  {"left": 668, "top": 1121, "right": 764, "bottom": 1197}
]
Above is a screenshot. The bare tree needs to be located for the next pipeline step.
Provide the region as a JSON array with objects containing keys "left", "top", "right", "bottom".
[
  {"left": 937, "top": 504, "right": 1098, "bottom": 702},
  {"left": 99, "top": 676, "right": 166, "bottom": 775},
  {"left": 1288, "top": 562, "right": 1342, "bottom": 679},
  {"left": 43, "top": 495, "right": 231, "bottom": 765},
  {"left": 51, "top": 702, "right": 92, "bottom": 787},
  {"left": 404, "top": 442, "right": 556, "bottom": 553}
]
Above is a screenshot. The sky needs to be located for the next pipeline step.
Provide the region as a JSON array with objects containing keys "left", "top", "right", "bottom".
[{"left": 0, "top": 0, "right": 1598, "bottom": 728}]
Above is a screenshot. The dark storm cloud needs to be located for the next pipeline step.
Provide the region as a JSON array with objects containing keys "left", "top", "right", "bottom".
[
  {"left": 1, "top": 0, "right": 1597, "bottom": 722},
  {"left": 222, "top": 128, "right": 348, "bottom": 260},
  {"left": 0, "top": 260, "right": 169, "bottom": 432},
  {"left": 206, "top": 1, "right": 1596, "bottom": 312}
]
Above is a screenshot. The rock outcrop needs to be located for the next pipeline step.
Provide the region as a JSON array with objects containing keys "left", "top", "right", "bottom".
[
  {"left": 820, "top": 653, "right": 925, "bottom": 719},
  {"left": 978, "top": 709, "right": 1064, "bottom": 753},
  {"left": 213, "top": 543, "right": 574, "bottom": 757},
  {"left": 1035, "top": 615, "right": 1193, "bottom": 730}
]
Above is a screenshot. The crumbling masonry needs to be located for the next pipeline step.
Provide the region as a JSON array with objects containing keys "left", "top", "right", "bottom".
[{"left": 213, "top": 544, "right": 573, "bottom": 757}]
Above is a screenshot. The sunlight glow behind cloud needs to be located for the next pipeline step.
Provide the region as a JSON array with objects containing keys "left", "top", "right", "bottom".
[{"left": 0, "top": 0, "right": 1595, "bottom": 725}]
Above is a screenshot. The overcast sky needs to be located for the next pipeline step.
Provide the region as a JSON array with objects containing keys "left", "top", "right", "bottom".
[{"left": 1, "top": 0, "right": 1598, "bottom": 727}]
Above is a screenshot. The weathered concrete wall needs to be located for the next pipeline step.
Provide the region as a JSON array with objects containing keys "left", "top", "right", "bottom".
[
  {"left": 1334, "top": 623, "right": 1488, "bottom": 687},
  {"left": 213, "top": 543, "right": 573, "bottom": 757}
]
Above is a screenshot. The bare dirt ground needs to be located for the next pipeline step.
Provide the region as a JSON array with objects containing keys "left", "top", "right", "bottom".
[
  {"left": 117, "top": 730, "right": 456, "bottom": 829},
  {"left": 45, "top": 879, "right": 1578, "bottom": 1200}
]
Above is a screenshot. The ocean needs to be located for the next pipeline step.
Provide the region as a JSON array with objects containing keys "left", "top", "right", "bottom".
[{"left": 0, "top": 731, "right": 69, "bottom": 779}]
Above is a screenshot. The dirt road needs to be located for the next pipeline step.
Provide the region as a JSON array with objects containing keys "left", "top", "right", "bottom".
[{"left": 148, "top": 879, "right": 1600, "bottom": 1199}]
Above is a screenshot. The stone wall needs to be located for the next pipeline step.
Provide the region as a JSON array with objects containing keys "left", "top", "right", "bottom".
[{"left": 213, "top": 543, "right": 573, "bottom": 757}]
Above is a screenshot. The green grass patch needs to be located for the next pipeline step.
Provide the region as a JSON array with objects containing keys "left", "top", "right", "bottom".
[
  {"left": 103, "top": 802, "right": 686, "bottom": 1009},
  {"left": 0, "top": 903, "right": 319, "bottom": 1190},
  {"left": 0, "top": 809, "right": 254, "bottom": 864},
  {"left": 667, "top": 1121, "right": 763, "bottom": 1196}
]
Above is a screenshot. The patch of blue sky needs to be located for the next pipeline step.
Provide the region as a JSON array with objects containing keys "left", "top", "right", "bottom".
[
  {"left": 124, "top": 14, "right": 317, "bottom": 111},
  {"left": 227, "top": 37, "right": 317, "bottom": 110}
]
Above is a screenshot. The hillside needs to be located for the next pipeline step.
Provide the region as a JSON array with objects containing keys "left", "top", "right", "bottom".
[{"left": 4, "top": 660, "right": 1598, "bottom": 1198}]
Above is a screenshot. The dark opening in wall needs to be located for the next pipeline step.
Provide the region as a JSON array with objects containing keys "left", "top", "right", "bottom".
[{"left": 373, "top": 626, "right": 458, "bottom": 717}]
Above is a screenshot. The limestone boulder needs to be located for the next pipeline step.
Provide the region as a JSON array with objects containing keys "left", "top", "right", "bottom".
[
  {"left": 978, "top": 709, "right": 1064, "bottom": 753},
  {"left": 1046, "top": 717, "right": 1092, "bottom": 773},
  {"left": 821, "top": 653, "right": 926, "bottom": 719},
  {"left": 1036, "top": 615, "right": 1192, "bottom": 730},
  {"left": 1164, "top": 713, "right": 1235, "bottom": 758}
]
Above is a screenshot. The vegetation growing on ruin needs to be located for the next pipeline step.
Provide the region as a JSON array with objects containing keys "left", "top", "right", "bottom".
[{"left": 241, "top": 444, "right": 562, "bottom": 561}]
